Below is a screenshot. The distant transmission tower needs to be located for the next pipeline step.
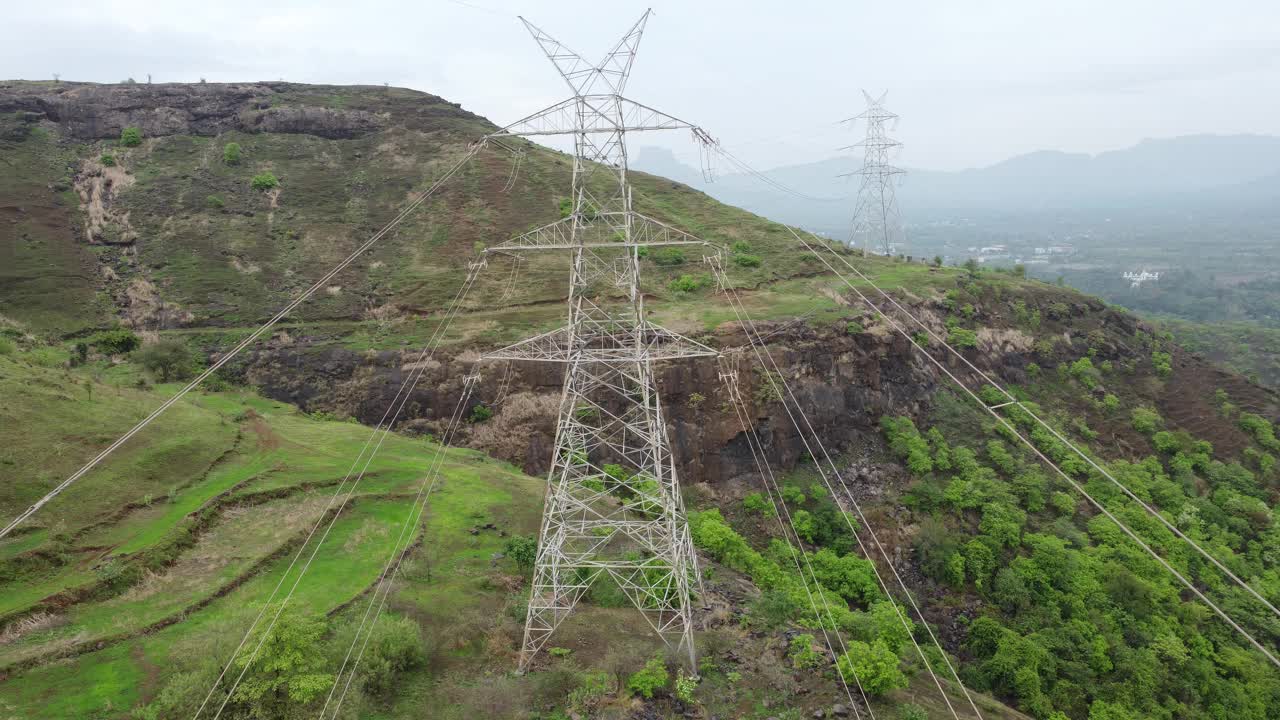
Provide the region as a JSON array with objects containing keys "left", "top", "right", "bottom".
[
  {"left": 842, "top": 90, "right": 906, "bottom": 256},
  {"left": 480, "top": 10, "right": 718, "bottom": 672}
]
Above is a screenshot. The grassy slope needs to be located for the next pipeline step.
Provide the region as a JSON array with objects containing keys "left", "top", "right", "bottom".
[{"left": 0, "top": 346, "right": 541, "bottom": 718}]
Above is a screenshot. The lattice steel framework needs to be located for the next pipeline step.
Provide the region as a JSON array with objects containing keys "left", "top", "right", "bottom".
[
  {"left": 481, "top": 10, "right": 719, "bottom": 672},
  {"left": 842, "top": 90, "right": 907, "bottom": 256}
]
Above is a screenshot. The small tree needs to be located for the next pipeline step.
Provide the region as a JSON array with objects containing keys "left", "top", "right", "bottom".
[
  {"left": 251, "top": 171, "right": 280, "bottom": 192},
  {"left": 504, "top": 535, "right": 537, "bottom": 573},
  {"left": 223, "top": 142, "right": 242, "bottom": 165},
  {"left": 232, "top": 606, "right": 334, "bottom": 717},
  {"left": 627, "top": 655, "right": 669, "bottom": 699},
  {"left": 135, "top": 340, "right": 194, "bottom": 382},
  {"left": 120, "top": 126, "right": 142, "bottom": 147},
  {"left": 836, "top": 640, "right": 907, "bottom": 695}
]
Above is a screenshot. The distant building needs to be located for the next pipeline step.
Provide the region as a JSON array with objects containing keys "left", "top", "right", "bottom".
[{"left": 1123, "top": 270, "right": 1160, "bottom": 288}]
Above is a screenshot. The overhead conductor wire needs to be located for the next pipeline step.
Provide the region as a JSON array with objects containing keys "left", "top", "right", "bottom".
[
  {"left": 717, "top": 355, "right": 873, "bottom": 719},
  {"left": 194, "top": 259, "right": 488, "bottom": 720},
  {"left": 1, "top": 142, "right": 487, "bottom": 541},
  {"left": 321, "top": 374, "right": 479, "bottom": 719},
  {"left": 707, "top": 256, "right": 979, "bottom": 720},
  {"left": 779, "top": 224, "right": 1280, "bottom": 669}
]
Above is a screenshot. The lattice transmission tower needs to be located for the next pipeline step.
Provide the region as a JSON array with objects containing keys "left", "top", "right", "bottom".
[
  {"left": 842, "top": 90, "right": 906, "bottom": 256},
  {"left": 479, "top": 10, "right": 719, "bottom": 672}
]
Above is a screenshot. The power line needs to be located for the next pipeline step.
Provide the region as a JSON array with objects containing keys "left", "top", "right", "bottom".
[
  {"left": 802, "top": 229, "right": 1280, "bottom": 623},
  {"left": 193, "top": 261, "right": 488, "bottom": 720},
  {"left": 321, "top": 375, "right": 479, "bottom": 719},
  {"left": 0, "top": 144, "right": 485, "bottom": 542},
  {"left": 717, "top": 355, "right": 872, "bottom": 718},
  {"left": 781, "top": 225, "right": 1280, "bottom": 669},
  {"left": 707, "top": 257, "right": 980, "bottom": 720}
]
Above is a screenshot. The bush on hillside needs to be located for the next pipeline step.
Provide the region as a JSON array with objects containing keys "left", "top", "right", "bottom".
[
  {"left": 119, "top": 126, "right": 142, "bottom": 146},
  {"left": 251, "top": 171, "right": 280, "bottom": 192},
  {"left": 836, "top": 640, "right": 906, "bottom": 695},
  {"left": 90, "top": 328, "right": 141, "bottom": 355},
  {"left": 627, "top": 655, "right": 668, "bottom": 698},
  {"left": 134, "top": 339, "right": 195, "bottom": 381},
  {"left": 222, "top": 142, "right": 241, "bottom": 165},
  {"left": 1131, "top": 407, "right": 1162, "bottom": 435},
  {"left": 948, "top": 327, "right": 979, "bottom": 349},
  {"left": 651, "top": 248, "right": 686, "bottom": 266}
]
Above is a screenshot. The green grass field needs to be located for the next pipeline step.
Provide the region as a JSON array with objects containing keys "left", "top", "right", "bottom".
[{"left": 0, "top": 347, "right": 541, "bottom": 718}]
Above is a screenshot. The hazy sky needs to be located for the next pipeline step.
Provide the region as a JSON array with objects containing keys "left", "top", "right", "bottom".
[{"left": 5, "top": 0, "right": 1279, "bottom": 171}]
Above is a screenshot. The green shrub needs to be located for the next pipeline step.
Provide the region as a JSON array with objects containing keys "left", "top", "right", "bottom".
[
  {"left": 358, "top": 614, "right": 427, "bottom": 696},
  {"left": 846, "top": 321, "right": 864, "bottom": 335},
  {"left": 627, "top": 655, "right": 669, "bottom": 698},
  {"left": 504, "top": 535, "right": 537, "bottom": 573},
  {"left": 0, "top": 337, "right": 15, "bottom": 356},
  {"left": 651, "top": 248, "right": 686, "bottom": 266},
  {"left": 788, "top": 634, "right": 824, "bottom": 669},
  {"left": 1069, "top": 357, "right": 1099, "bottom": 389},
  {"left": 674, "top": 670, "right": 698, "bottom": 702},
  {"left": 119, "top": 126, "right": 142, "bottom": 146},
  {"left": 779, "top": 484, "right": 806, "bottom": 505},
  {"left": 792, "top": 509, "right": 817, "bottom": 542},
  {"left": 741, "top": 491, "right": 775, "bottom": 517},
  {"left": 1151, "top": 351, "right": 1173, "bottom": 377},
  {"left": 206, "top": 194, "right": 225, "bottom": 209},
  {"left": 836, "top": 640, "right": 906, "bottom": 695},
  {"left": 1239, "top": 413, "right": 1280, "bottom": 452},
  {"left": 222, "top": 142, "right": 242, "bottom": 165},
  {"left": 900, "top": 703, "right": 928, "bottom": 720},
  {"left": 469, "top": 404, "right": 493, "bottom": 423},
  {"left": 1151, "top": 430, "right": 1180, "bottom": 454},
  {"left": 1131, "top": 407, "right": 1162, "bottom": 435},
  {"left": 134, "top": 340, "right": 196, "bottom": 382},
  {"left": 100, "top": 153, "right": 117, "bottom": 166},
  {"left": 251, "top": 171, "right": 280, "bottom": 192},
  {"left": 732, "top": 253, "right": 762, "bottom": 268},
  {"left": 1101, "top": 394, "right": 1120, "bottom": 412},
  {"left": 1050, "top": 491, "right": 1075, "bottom": 515},
  {"left": 91, "top": 328, "right": 141, "bottom": 355},
  {"left": 668, "top": 274, "right": 706, "bottom": 293},
  {"left": 948, "top": 327, "right": 978, "bottom": 349}
]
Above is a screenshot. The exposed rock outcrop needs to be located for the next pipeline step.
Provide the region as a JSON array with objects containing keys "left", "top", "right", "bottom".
[
  {"left": 234, "top": 319, "right": 956, "bottom": 484},
  {"left": 0, "top": 81, "right": 481, "bottom": 141}
]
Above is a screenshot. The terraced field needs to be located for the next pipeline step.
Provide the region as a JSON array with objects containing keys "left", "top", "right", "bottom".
[{"left": 0, "top": 349, "right": 541, "bottom": 718}]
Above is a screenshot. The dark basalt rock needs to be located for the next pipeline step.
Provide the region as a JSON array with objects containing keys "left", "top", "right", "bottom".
[{"left": 0, "top": 81, "right": 482, "bottom": 141}]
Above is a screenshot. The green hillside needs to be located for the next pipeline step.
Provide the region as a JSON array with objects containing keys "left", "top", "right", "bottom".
[{"left": 2, "top": 81, "right": 1280, "bottom": 720}]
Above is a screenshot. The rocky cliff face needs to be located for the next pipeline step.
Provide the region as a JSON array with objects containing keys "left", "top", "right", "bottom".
[
  {"left": 235, "top": 317, "right": 951, "bottom": 485},
  {"left": 0, "top": 81, "right": 479, "bottom": 141}
]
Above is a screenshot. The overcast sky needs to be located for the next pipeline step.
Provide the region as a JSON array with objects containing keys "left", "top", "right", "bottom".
[{"left": 5, "top": 0, "right": 1279, "bottom": 171}]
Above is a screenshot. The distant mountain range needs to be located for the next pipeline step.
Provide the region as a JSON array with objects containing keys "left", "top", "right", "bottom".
[{"left": 634, "top": 134, "right": 1280, "bottom": 234}]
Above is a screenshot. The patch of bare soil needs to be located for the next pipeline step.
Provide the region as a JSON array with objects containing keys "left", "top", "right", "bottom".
[{"left": 74, "top": 158, "right": 136, "bottom": 245}]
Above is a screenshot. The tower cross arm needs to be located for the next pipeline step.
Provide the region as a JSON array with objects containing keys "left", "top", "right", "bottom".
[
  {"left": 483, "top": 212, "right": 725, "bottom": 254},
  {"left": 488, "top": 96, "right": 701, "bottom": 138}
]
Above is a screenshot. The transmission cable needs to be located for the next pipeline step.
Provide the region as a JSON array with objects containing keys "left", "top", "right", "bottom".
[
  {"left": 779, "top": 226, "right": 1280, "bottom": 669},
  {"left": 0, "top": 142, "right": 487, "bottom": 541},
  {"left": 813, "top": 237, "right": 1280, "bottom": 622},
  {"left": 709, "top": 135, "right": 1280, "bottom": 628},
  {"left": 708, "top": 259, "right": 977, "bottom": 720},
  {"left": 718, "top": 358, "right": 873, "bottom": 719},
  {"left": 321, "top": 374, "right": 478, "bottom": 719},
  {"left": 193, "top": 261, "right": 487, "bottom": 720}
]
